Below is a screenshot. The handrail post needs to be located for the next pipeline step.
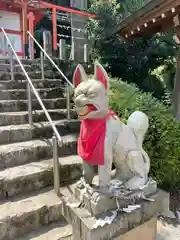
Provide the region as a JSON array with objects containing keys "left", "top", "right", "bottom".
[
  {"left": 52, "top": 135, "right": 60, "bottom": 196},
  {"left": 43, "top": 31, "right": 47, "bottom": 60},
  {"left": 40, "top": 51, "right": 45, "bottom": 80},
  {"left": 71, "top": 38, "right": 75, "bottom": 61},
  {"left": 28, "top": 34, "right": 34, "bottom": 60},
  {"left": 59, "top": 39, "right": 65, "bottom": 60},
  {"left": 8, "top": 46, "right": 14, "bottom": 81},
  {"left": 27, "top": 82, "right": 33, "bottom": 125},
  {"left": 66, "top": 82, "right": 71, "bottom": 120},
  {"left": 84, "top": 44, "right": 88, "bottom": 63},
  {"left": 2, "top": 36, "right": 6, "bottom": 57}
]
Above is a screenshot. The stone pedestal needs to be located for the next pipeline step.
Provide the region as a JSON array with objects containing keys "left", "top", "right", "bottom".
[
  {"left": 61, "top": 186, "right": 169, "bottom": 240},
  {"left": 73, "top": 179, "right": 157, "bottom": 217}
]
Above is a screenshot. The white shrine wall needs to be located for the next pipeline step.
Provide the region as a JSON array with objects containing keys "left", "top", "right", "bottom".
[{"left": 0, "top": 10, "right": 22, "bottom": 58}]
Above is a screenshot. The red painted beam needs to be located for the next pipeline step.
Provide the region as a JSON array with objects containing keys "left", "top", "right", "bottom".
[
  {"left": 40, "top": 1, "right": 96, "bottom": 18},
  {"left": 52, "top": 7, "right": 57, "bottom": 50},
  {"left": 0, "top": 28, "right": 21, "bottom": 35}
]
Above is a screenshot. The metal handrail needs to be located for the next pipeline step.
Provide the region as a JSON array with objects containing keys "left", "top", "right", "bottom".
[
  {"left": 28, "top": 31, "right": 74, "bottom": 88},
  {"left": 1, "top": 27, "right": 63, "bottom": 146}
]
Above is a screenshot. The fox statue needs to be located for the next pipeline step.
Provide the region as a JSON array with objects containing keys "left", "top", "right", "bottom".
[{"left": 73, "top": 62, "right": 150, "bottom": 192}]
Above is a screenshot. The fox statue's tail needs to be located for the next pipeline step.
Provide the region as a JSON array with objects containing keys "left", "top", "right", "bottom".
[{"left": 127, "top": 111, "right": 150, "bottom": 174}]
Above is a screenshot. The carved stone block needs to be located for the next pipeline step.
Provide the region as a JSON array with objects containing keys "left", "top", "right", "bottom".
[
  {"left": 73, "top": 178, "right": 157, "bottom": 216},
  {"left": 61, "top": 188, "right": 169, "bottom": 240}
]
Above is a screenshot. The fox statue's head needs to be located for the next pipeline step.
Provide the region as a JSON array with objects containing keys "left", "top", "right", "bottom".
[{"left": 73, "top": 62, "right": 109, "bottom": 120}]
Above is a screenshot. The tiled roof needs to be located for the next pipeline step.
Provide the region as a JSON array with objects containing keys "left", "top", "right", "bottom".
[{"left": 114, "top": 0, "right": 180, "bottom": 39}]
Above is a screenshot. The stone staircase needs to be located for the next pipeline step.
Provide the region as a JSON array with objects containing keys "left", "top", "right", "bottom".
[{"left": 0, "top": 58, "right": 81, "bottom": 240}]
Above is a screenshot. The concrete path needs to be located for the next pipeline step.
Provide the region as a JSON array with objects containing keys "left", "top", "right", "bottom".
[{"left": 157, "top": 216, "right": 180, "bottom": 240}]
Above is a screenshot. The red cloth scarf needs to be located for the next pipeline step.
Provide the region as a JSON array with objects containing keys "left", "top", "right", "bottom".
[{"left": 78, "top": 110, "right": 117, "bottom": 165}]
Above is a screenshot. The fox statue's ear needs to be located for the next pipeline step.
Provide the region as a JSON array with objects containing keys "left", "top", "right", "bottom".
[
  {"left": 94, "top": 61, "right": 109, "bottom": 90},
  {"left": 73, "top": 64, "right": 88, "bottom": 88}
]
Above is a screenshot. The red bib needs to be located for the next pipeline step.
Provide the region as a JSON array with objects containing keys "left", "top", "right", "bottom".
[{"left": 78, "top": 110, "right": 117, "bottom": 165}]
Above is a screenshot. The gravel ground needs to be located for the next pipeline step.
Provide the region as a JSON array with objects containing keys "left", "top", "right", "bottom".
[
  {"left": 156, "top": 189, "right": 180, "bottom": 240},
  {"left": 157, "top": 216, "right": 180, "bottom": 240}
]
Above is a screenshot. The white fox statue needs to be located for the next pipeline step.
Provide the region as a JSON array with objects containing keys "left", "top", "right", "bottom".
[{"left": 73, "top": 62, "right": 150, "bottom": 192}]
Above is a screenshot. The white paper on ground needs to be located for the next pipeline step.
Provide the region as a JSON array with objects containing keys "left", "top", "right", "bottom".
[
  {"left": 66, "top": 201, "right": 81, "bottom": 208},
  {"left": 122, "top": 205, "right": 141, "bottom": 213},
  {"left": 93, "top": 211, "right": 117, "bottom": 229}
]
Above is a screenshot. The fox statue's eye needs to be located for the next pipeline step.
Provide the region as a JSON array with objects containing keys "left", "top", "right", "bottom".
[{"left": 87, "top": 92, "right": 96, "bottom": 98}]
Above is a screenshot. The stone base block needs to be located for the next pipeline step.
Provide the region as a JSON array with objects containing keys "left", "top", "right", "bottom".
[
  {"left": 73, "top": 178, "right": 157, "bottom": 216},
  {"left": 61, "top": 188, "right": 169, "bottom": 240}
]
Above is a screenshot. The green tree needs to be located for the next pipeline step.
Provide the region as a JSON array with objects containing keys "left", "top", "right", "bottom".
[{"left": 87, "top": 0, "right": 177, "bottom": 99}]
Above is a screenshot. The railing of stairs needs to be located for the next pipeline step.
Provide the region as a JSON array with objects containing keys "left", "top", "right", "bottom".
[
  {"left": 1, "top": 27, "right": 72, "bottom": 197},
  {"left": 28, "top": 31, "right": 74, "bottom": 121}
]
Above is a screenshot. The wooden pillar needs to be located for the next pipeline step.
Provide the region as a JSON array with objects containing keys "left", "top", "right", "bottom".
[
  {"left": 28, "top": 12, "right": 35, "bottom": 59},
  {"left": 172, "top": 15, "right": 180, "bottom": 120},
  {"left": 22, "top": 1, "right": 28, "bottom": 58},
  {"left": 52, "top": 7, "right": 57, "bottom": 54}
]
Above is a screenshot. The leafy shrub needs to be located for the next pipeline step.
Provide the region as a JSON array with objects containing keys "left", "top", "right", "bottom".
[
  {"left": 109, "top": 79, "right": 180, "bottom": 189},
  {"left": 139, "top": 74, "right": 165, "bottom": 100}
]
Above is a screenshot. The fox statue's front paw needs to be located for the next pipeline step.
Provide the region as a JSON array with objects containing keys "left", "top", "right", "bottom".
[
  {"left": 89, "top": 186, "right": 110, "bottom": 203},
  {"left": 124, "top": 176, "right": 146, "bottom": 190},
  {"left": 76, "top": 177, "right": 86, "bottom": 189}
]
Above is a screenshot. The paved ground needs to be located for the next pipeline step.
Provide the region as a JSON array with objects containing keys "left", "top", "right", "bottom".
[{"left": 157, "top": 216, "right": 180, "bottom": 240}]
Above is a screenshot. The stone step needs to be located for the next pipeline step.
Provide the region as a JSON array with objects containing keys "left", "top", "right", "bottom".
[
  {"left": 0, "top": 109, "right": 76, "bottom": 126},
  {"left": 0, "top": 155, "right": 82, "bottom": 198},
  {"left": 0, "top": 98, "right": 67, "bottom": 112},
  {"left": 11, "top": 58, "right": 62, "bottom": 65},
  {"left": 0, "top": 59, "right": 7, "bottom": 64},
  {"left": 10, "top": 58, "right": 41, "bottom": 65},
  {"left": 0, "top": 79, "right": 65, "bottom": 89},
  {"left": 0, "top": 63, "right": 51, "bottom": 73},
  {"left": 0, "top": 188, "right": 64, "bottom": 240},
  {"left": 0, "top": 134, "right": 78, "bottom": 170},
  {"left": 0, "top": 64, "right": 9, "bottom": 72},
  {"left": 0, "top": 119, "right": 80, "bottom": 144},
  {"left": 18, "top": 221, "right": 72, "bottom": 240},
  {"left": 0, "top": 70, "right": 60, "bottom": 81},
  {"left": 0, "top": 87, "right": 64, "bottom": 100}
]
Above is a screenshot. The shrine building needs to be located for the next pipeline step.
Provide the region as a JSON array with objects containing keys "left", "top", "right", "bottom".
[{"left": 0, "top": 0, "right": 95, "bottom": 58}]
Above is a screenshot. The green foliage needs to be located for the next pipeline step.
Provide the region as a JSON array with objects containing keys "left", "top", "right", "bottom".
[
  {"left": 124, "top": 0, "right": 145, "bottom": 12},
  {"left": 109, "top": 79, "right": 180, "bottom": 189},
  {"left": 87, "top": 1, "right": 178, "bottom": 99}
]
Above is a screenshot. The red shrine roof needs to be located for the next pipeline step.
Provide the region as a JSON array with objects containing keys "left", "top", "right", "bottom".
[
  {"left": 115, "top": 0, "right": 180, "bottom": 40},
  {"left": 1, "top": 0, "right": 96, "bottom": 18},
  {"left": 1, "top": 0, "right": 44, "bottom": 12}
]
